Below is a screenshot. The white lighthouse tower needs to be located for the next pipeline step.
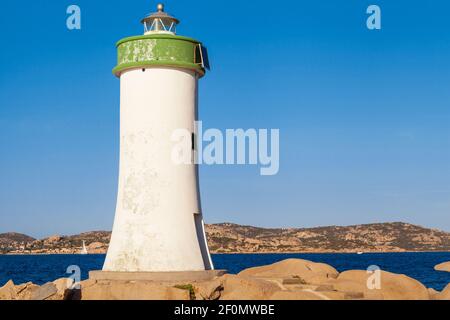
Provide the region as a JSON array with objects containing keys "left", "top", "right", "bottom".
[{"left": 100, "top": 4, "right": 215, "bottom": 276}]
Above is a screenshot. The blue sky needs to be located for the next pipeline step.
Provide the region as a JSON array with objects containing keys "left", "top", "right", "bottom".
[{"left": 0, "top": 0, "right": 449, "bottom": 238}]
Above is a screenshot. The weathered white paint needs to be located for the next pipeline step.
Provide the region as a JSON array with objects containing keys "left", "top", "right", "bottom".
[{"left": 103, "top": 67, "right": 213, "bottom": 272}]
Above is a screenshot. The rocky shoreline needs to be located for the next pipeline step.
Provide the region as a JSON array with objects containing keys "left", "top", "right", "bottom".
[
  {"left": 3, "top": 249, "right": 450, "bottom": 256},
  {"left": 1, "top": 222, "right": 450, "bottom": 255},
  {"left": 1, "top": 259, "right": 449, "bottom": 300}
]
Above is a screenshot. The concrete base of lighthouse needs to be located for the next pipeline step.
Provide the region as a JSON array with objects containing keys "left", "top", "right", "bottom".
[{"left": 89, "top": 270, "right": 227, "bottom": 282}]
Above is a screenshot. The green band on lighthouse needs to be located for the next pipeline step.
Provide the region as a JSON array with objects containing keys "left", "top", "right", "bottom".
[{"left": 113, "top": 34, "right": 205, "bottom": 77}]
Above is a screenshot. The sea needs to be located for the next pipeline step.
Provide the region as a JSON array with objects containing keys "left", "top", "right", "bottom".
[{"left": 0, "top": 252, "right": 449, "bottom": 291}]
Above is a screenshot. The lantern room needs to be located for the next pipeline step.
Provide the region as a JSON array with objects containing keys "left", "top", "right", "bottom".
[{"left": 141, "top": 3, "right": 179, "bottom": 35}]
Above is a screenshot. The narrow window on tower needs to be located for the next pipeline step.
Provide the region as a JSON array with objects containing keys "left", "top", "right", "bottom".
[{"left": 191, "top": 132, "right": 196, "bottom": 164}]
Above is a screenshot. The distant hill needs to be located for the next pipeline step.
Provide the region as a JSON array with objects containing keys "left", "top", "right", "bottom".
[
  {"left": 207, "top": 222, "right": 450, "bottom": 253},
  {"left": 1, "top": 222, "right": 449, "bottom": 254},
  {"left": 0, "top": 233, "right": 35, "bottom": 246}
]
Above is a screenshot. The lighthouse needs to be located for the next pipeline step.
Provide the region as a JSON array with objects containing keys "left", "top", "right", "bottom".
[{"left": 101, "top": 4, "right": 215, "bottom": 275}]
